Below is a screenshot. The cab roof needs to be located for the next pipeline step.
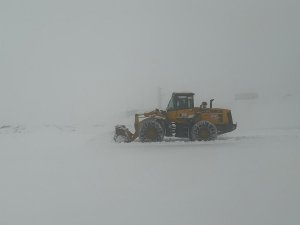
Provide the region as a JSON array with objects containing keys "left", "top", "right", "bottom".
[{"left": 172, "top": 92, "right": 195, "bottom": 96}]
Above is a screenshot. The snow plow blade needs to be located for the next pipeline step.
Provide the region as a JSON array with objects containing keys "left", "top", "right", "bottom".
[{"left": 113, "top": 125, "right": 135, "bottom": 143}]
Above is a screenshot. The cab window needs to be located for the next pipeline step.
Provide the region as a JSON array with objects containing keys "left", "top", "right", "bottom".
[
  {"left": 167, "top": 95, "right": 194, "bottom": 111},
  {"left": 166, "top": 96, "right": 175, "bottom": 111}
]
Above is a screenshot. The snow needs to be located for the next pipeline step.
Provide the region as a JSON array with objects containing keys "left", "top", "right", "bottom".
[
  {"left": 1, "top": 124, "right": 299, "bottom": 225},
  {"left": 1, "top": 0, "right": 300, "bottom": 223}
]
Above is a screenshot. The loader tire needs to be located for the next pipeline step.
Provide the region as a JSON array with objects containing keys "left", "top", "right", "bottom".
[
  {"left": 191, "top": 121, "right": 217, "bottom": 141},
  {"left": 139, "top": 119, "right": 164, "bottom": 142}
]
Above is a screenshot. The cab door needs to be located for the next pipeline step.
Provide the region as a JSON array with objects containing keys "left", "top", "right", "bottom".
[{"left": 166, "top": 95, "right": 195, "bottom": 123}]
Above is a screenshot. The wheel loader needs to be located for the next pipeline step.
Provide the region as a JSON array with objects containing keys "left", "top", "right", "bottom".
[{"left": 114, "top": 92, "right": 237, "bottom": 143}]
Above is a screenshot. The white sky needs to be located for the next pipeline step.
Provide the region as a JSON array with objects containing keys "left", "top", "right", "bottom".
[{"left": 1, "top": 0, "right": 300, "bottom": 125}]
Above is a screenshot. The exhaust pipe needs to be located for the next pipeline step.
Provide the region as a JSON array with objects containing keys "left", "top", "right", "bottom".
[{"left": 210, "top": 99, "right": 214, "bottom": 108}]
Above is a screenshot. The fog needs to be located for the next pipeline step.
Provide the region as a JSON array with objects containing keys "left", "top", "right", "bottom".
[
  {"left": 1, "top": 0, "right": 300, "bottom": 126},
  {"left": 1, "top": 2, "right": 300, "bottom": 225}
]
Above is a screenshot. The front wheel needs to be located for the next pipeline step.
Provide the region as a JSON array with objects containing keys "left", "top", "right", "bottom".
[
  {"left": 139, "top": 119, "right": 164, "bottom": 142},
  {"left": 190, "top": 121, "right": 218, "bottom": 141}
]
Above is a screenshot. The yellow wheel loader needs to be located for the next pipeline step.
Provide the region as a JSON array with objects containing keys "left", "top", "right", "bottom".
[{"left": 114, "top": 92, "right": 237, "bottom": 143}]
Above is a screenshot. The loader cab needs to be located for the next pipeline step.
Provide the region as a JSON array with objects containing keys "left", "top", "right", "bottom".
[{"left": 166, "top": 92, "right": 195, "bottom": 111}]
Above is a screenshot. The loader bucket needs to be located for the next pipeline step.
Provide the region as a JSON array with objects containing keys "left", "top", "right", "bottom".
[{"left": 113, "top": 125, "right": 134, "bottom": 143}]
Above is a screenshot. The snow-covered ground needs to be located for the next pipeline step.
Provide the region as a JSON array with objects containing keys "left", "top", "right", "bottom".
[
  {"left": 2, "top": 0, "right": 300, "bottom": 223},
  {"left": 1, "top": 124, "right": 299, "bottom": 225}
]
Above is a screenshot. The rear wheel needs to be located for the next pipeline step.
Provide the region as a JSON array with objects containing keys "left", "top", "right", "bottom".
[
  {"left": 191, "top": 121, "right": 217, "bottom": 141},
  {"left": 139, "top": 119, "right": 164, "bottom": 142}
]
